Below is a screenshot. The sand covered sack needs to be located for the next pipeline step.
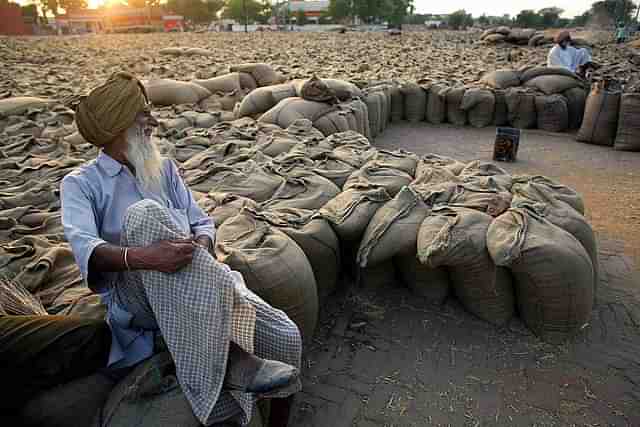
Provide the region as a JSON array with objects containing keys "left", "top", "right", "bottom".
[
  {"left": 418, "top": 206, "right": 515, "bottom": 325},
  {"left": 357, "top": 186, "right": 430, "bottom": 267},
  {"left": 216, "top": 209, "right": 318, "bottom": 341},
  {"left": 487, "top": 206, "right": 594, "bottom": 342},
  {"left": 258, "top": 207, "right": 341, "bottom": 301}
]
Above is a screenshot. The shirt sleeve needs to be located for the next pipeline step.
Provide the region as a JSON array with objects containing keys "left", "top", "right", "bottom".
[
  {"left": 167, "top": 160, "right": 216, "bottom": 243},
  {"left": 60, "top": 174, "right": 108, "bottom": 291}
]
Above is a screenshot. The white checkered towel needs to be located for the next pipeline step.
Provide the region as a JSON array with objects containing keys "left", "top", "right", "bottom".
[{"left": 114, "top": 199, "right": 301, "bottom": 426}]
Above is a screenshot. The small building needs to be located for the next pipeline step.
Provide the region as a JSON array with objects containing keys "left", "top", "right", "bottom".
[
  {"left": 287, "top": 1, "right": 329, "bottom": 24},
  {"left": 0, "top": 1, "right": 33, "bottom": 35},
  {"left": 55, "top": 6, "right": 182, "bottom": 33}
]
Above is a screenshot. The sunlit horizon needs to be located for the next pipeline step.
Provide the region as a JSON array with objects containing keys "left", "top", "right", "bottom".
[{"left": 15, "top": 0, "right": 596, "bottom": 18}]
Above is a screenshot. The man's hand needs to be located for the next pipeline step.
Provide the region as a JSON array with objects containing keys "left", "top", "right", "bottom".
[
  {"left": 195, "top": 235, "right": 214, "bottom": 254},
  {"left": 129, "top": 239, "right": 196, "bottom": 273}
]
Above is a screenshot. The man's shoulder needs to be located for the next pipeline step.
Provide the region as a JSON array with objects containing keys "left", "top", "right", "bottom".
[{"left": 62, "top": 159, "right": 101, "bottom": 186}]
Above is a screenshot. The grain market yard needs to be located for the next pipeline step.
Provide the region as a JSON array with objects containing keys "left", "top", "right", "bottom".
[{"left": 290, "top": 125, "right": 640, "bottom": 427}]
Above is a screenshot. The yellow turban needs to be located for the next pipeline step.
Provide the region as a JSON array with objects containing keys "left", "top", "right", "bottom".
[{"left": 75, "top": 72, "right": 149, "bottom": 147}]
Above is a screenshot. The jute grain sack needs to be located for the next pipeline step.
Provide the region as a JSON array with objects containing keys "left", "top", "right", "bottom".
[
  {"left": 535, "top": 94, "right": 569, "bottom": 132},
  {"left": 394, "top": 254, "right": 450, "bottom": 304},
  {"left": 313, "top": 107, "right": 354, "bottom": 136},
  {"left": 0, "top": 97, "right": 51, "bottom": 117},
  {"left": 180, "top": 142, "right": 260, "bottom": 171},
  {"left": 230, "top": 63, "right": 283, "bottom": 87},
  {"left": 236, "top": 83, "right": 297, "bottom": 118},
  {"left": 158, "top": 47, "right": 185, "bottom": 56},
  {"left": 493, "top": 90, "right": 509, "bottom": 126},
  {"left": 311, "top": 154, "right": 357, "bottom": 188},
  {"left": 417, "top": 153, "right": 466, "bottom": 176},
  {"left": 373, "top": 149, "right": 419, "bottom": 176},
  {"left": 426, "top": 84, "right": 448, "bottom": 124},
  {"left": 320, "top": 183, "right": 391, "bottom": 242},
  {"left": 256, "top": 131, "right": 302, "bottom": 158},
  {"left": 389, "top": 84, "right": 404, "bottom": 122},
  {"left": 480, "top": 70, "right": 521, "bottom": 89},
  {"left": 357, "top": 186, "right": 429, "bottom": 267},
  {"left": 418, "top": 207, "right": 515, "bottom": 325},
  {"left": 486, "top": 206, "right": 594, "bottom": 342},
  {"left": 259, "top": 208, "right": 340, "bottom": 300},
  {"left": 343, "top": 98, "right": 370, "bottom": 138},
  {"left": 200, "top": 192, "right": 259, "bottom": 227},
  {"left": 400, "top": 83, "right": 427, "bottom": 123},
  {"left": 461, "top": 88, "right": 495, "bottom": 128},
  {"left": 459, "top": 161, "right": 513, "bottom": 191},
  {"left": 563, "top": 87, "right": 587, "bottom": 130},
  {"left": 506, "top": 88, "right": 537, "bottom": 129},
  {"left": 258, "top": 97, "right": 335, "bottom": 130},
  {"left": 192, "top": 72, "right": 242, "bottom": 94},
  {"left": 143, "top": 79, "right": 212, "bottom": 106},
  {"left": 484, "top": 34, "right": 507, "bottom": 44},
  {"left": 412, "top": 164, "right": 459, "bottom": 187},
  {"left": 238, "top": 72, "right": 258, "bottom": 91},
  {"left": 512, "top": 174, "right": 584, "bottom": 214},
  {"left": 294, "top": 77, "right": 362, "bottom": 102},
  {"left": 428, "top": 180, "right": 512, "bottom": 217},
  {"left": 261, "top": 169, "right": 340, "bottom": 211},
  {"left": 216, "top": 210, "right": 319, "bottom": 341},
  {"left": 344, "top": 161, "right": 413, "bottom": 197},
  {"left": 446, "top": 87, "right": 468, "bottom": 126},
  {"left": 614, "top": 93, "right": 640, "bottom": 151},
  {"left": 364, "top": 90, "right": 383, "bottom": 138},
  {"left": 520, "top": 66, "right": 580, "bottom": 83},
  {"left": 576, "top": 83, "right": 620, "bottom": 146},
  {"left": 511, "top": 183, "right": 599, "bottom": 303},
  {"left": 524, "top": 75, "right": 584, "bottom": 95},
  {"left": 198, "top": 160, "right": 284, "bottom": 202}
]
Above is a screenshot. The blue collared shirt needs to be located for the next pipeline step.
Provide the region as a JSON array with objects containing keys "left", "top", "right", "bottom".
[{"left": 61, "top": 151, "right": 215, "bottom": 368}]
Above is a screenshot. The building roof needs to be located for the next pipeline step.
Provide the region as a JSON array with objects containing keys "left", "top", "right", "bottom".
[{"left": 287, "top": 1, "right": 329, "bottom": 13}]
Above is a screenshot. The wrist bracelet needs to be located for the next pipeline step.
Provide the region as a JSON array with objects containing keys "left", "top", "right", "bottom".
[{"left": 123, "top": 247, "right": 131, "bottom": 271}]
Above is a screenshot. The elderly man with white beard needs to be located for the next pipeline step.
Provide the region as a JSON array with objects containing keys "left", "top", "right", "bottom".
[{"left": 60, "top": 72, "right": 301, "bottom": 427}]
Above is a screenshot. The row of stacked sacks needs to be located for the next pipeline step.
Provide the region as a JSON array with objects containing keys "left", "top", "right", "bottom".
[
  {"left": 156, "top": 117, "right": 597, "bottom": 344},
  {"left": 480, "top": 27, "right": 593, "bottom": 48}
]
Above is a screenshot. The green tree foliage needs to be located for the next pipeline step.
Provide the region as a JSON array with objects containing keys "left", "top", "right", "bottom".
[
  {"left": 539, "top": 7, "right": 563, "bottom": 27},
  {"left": 327, "top": 0, "right": 352, "bottom": 23},
  {"left": 572, "top": 10, "right": 592, "bottom": 26},
  {"left": 295, "top": 8, "right": 306, "bottom": 25},
  {"left": 223, "top": 0, "right": 264, "bottom": 23},
  {"left": 167, "top": 0, "right": 214, "bottom": 22},
  {"left": 383, "top": 0, "right": 413, "bottom": 26},
  {"left": 448, "top": 9, "right": 472, "bottom": 30},
  {"left": 477, "top": 14, "right": 489, "bottom": 26},
  {"left": 515, "top": 9, "right": 541, "bottom": 28},
  {"left": 591, "top": 0, "right": 636, "bottom": 24}
]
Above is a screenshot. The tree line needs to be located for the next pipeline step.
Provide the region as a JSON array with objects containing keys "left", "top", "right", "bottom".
[{"left": 20, "top": 0, "right": 637, "bottom": 28}]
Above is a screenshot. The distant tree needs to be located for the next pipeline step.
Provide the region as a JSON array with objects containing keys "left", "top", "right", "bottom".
[
  {"left": 383, "top": 0, "right": 413, "bottom": 26},
  {"left": 38, "top": 0, "right": 59, "bottom": 17},
  {"left": 206, "top": 0, "right": 225, "bottom": 17},
  {"left": 539, "top": 7, "right": 563, "bottom": 27},
  {"left": 448, "top": 9, "right": 472, "bottom": 30},
  {"left": 327, "top": 0, "right": 352, "bottom": 23},
  {"left": 295, "top": 9, "right": 306, "bottom": 25},
  {"left": 167, "top": 0, "right": 211, "bottom": 22},
  {"left": 515, "top": 9, "right": 541, "bottom": 28},
  {"left": 572, "top": 10, "right": 592, "bottom": 26},
  {"left": 591, "top": 0, "right": 636, "bottom": 24},
  {"left": 223, "top": 0, "right": 263, "bottom": 23},
  {"left": 477, "top": 14, "right": 489, "bottom": 26}
]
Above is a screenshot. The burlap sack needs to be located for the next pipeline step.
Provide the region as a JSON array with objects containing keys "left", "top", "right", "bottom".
[
  {"left": 401, "top": 83, "right": 427, "bottom": 123},
  {"left": 261, "top": 170, "right": 341, "bottom": 211},
  {"left": 230, "top": 63, "right": 283, "bottom": 87},
  {"left": 493, "top": 90, "right": 509, "bottom": 126},
  {"left": 357, "top": 186, "right": 430, "bottom": 267},
  {"left": 394, "top": 254, "right": 450, "bottom": 304},
  {"left": 576, "top": 84, "right": 621, "bottom": 146},
  {"left": 480, "top": 70, "right": 521, "bottom": 89},
  {"left": 614, "top": 93, "right": 640, "bottom": 151},
  {"left": 344, "top": 161, "right": 413, "bottom": 197},
  {"left": 535, "top": 94, "right": 569, "bottom": 133},
  {"left": 461, "top": 88, "right": 495, "bottom": 128},
  {"left": 446, "top": 87, "right": 468, "bottom": 126},
  {"left": 236, "top": 83, "right": 297, "bottom": 118},
  {"left": 143, "top": 79, "right": 212, "bottom": 106},
  {"left": 216, "top": 210, "right": 318, "bottom": 341},
  {"left": 564, "top": 87, "right": 587, "bottom": 130},
  {"left": 512, "top": 174, "right": 585, "bottom": 214},
  {"left": 0, "top": 97, "right": 51, "bottom": 117},
  {"left": 426, "top": 84, "right": 449, "bottom": 124},
  {"left": 389, "top": 84, "right": 404, "bottom": 122},
  {"left": 418, "top": 206, "right": 515, "bottom": 325},
  {"left": 524, "top": 75, "right": 584, "bottom": 95},
  {"left": 506, "top": 88, "right": 537, "bottom": 129},
  {"left": 200, "top": 192, "right": 259, "bottom": 227},
  {"left": 192, "top": 72, "right": 242, "bottom": 94},
  {"left": 486, "top": 206, "right": 594, "bottom": 343}
]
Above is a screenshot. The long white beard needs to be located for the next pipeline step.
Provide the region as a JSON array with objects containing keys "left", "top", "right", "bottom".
[{"left": 125, "top": 123, "right": 164, "bottom": 194}]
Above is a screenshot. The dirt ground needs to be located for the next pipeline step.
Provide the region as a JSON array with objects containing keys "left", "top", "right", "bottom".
[{"left": 289, "top": 125, "right": 640, "bottom": 427}]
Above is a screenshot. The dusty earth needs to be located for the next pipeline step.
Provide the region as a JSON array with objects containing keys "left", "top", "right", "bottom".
[{"left": 290, "top": 125, "right": 640, "bottom": 427}]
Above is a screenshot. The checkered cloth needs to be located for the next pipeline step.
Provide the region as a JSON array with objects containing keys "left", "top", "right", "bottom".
[{"left": 113, "top": 199, "right": 302, "bottom": 426}]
